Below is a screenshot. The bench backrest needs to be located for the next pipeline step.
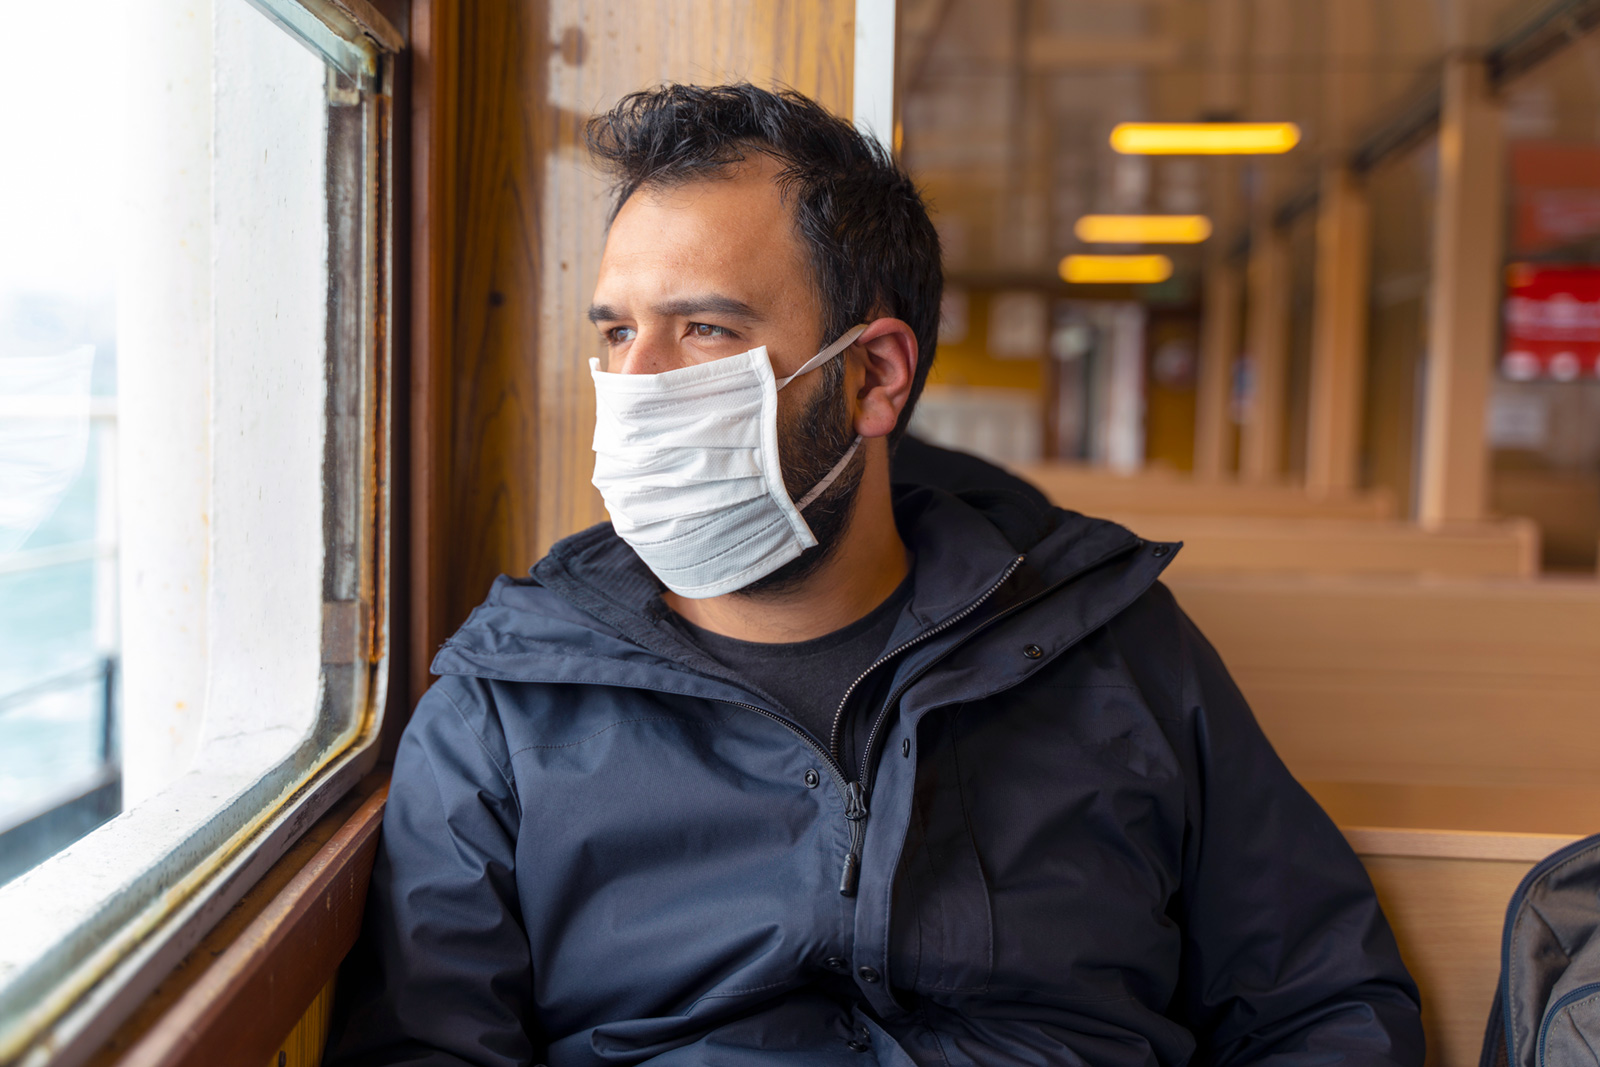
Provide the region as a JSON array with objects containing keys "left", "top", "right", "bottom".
[
  {"left": 1013, "top": 462, "right": 1399, "bottom": 519},
  {"left": 1125, "top": 515, "right": 1538, "bottom": 579},
  {"left": 1169, "top": 576, "right": 1600, "bottom": 787}
]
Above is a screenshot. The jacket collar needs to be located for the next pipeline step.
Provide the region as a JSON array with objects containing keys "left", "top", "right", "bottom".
[{"left": 431, "top": 485, "right": 1168, "bottom": 695}]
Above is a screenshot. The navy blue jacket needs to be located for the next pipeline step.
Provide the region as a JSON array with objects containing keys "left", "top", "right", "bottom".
[{"left": 330, "top": 481, "right": 1423, "bottom": 1066}]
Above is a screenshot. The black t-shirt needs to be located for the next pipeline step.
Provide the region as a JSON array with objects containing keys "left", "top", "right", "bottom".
[{"left": 672, "top": 573, "right": 914, "bottom": 746}]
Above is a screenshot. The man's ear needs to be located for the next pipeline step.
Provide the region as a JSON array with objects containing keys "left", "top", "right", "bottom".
[{"left": 849, "top": 317, "right": 918, "bottom": 439}]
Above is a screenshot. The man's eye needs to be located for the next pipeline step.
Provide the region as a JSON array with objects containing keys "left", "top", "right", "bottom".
[
  {"left": 605, "top": 326, "right": 636, "bottom": 345},
  {"left": 690, "top": 323, "right": 732, "bottom": 338}
]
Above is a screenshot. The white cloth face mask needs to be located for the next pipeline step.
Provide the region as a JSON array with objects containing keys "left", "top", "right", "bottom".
[{"left": 590, "top": 324, "right": 868, "bottom": 599}]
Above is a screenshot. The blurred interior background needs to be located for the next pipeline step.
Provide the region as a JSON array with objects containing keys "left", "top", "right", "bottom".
[{"left": 899, "top": 0, "right": 1600, "bottom": 577}]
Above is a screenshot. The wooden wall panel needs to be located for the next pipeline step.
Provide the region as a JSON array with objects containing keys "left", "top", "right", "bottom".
[{"left": 411, "top": 0, "right": 855, "bottom": 702}]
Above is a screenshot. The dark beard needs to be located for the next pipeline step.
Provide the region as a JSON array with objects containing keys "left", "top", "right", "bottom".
[{"left": 738, "top": 358, "right": 863, "bottom": 596}]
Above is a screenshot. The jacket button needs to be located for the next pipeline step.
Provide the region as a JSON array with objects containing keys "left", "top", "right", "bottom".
[
  {"left": 857, "top": 965, "right": 880, "bottom": 983},
  {"left": 804, "top": 769, "right": 819, "bottom": 788},
  {"left": 901, "top": 738, "right": 911, "bottom": 757},
  {"left": 847, "top": 1040, "right": 869, "bottom": 1052},
  {"left": 1022, "top": 644, "right": 1043, "bottom": 659},
  {"left": 1152, "top": 544, "right": 1170, "bottom": 557},
  {"left": 824, "top": 955, "right": 848, "bottom": 971}
]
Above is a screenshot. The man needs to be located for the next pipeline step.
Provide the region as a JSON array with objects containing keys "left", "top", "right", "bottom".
[{"left": 331, "top": 84, "right": 1422, "bottom": 1066}]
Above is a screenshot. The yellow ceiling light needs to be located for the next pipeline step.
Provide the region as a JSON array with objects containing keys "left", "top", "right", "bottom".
[
  {"left": 1060, "top": 254, "right": 1174, "bottom": 284},
  {"left": 1074, "top": 214, "right": 1213, "bottom": 244},
  {"left": 1109, "top": 122, "right": 1301, "bottom": 155}
]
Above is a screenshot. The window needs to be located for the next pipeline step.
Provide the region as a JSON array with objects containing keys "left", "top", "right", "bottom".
[{"left": 0, "top": 1, "right": 395, "bottom": 1060}]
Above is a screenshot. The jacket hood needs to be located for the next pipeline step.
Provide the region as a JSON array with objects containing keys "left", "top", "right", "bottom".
[{"left": 431, "top": 483, "right": 1176, "bottom": 698}]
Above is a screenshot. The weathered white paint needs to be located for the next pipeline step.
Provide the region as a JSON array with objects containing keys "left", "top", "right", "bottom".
[
  {"left": 202, "top": 0, "right": 328, "bottom": 770},
  {"left": 116, "top": 0, "right": 215, "bottom": 805}
]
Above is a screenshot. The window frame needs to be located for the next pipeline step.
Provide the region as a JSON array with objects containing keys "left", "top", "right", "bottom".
[{"left": 0, "top": 3, "right": 399, "bottom": 1063}]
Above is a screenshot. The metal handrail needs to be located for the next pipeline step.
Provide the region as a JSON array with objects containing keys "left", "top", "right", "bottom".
[
  {"left": 0, "top": 658, "right": 117, "bottom": 764},
  {"left": 0, "top": 661, "right": 110, "bottom": 717},
  {"left": 0, "top": 397, "right": 117, "bottom": 420},
  {"left": 0, "top": 541, "right": 114, "bottom": 577}
]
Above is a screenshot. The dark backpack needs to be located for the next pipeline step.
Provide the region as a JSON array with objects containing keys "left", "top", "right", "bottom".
[{"left": 1482, "top": 832, "right": 1600, "bottom": 1067}]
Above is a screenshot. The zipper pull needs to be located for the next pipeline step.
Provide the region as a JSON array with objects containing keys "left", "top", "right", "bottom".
[
  {"left": 839, "top": 782, "right": 869, "bottom": 896},
  {"left": 844, "top": 781, "right": 869, "bottom": 822},
  {"left": 839, "top": 851, "right": 861, "bottom": 896}
]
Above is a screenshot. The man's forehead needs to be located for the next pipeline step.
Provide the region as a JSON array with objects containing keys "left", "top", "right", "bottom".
[
  {"left": 608, "top": 168, "right": 797, "bottom": 251},
  {"left": 593, "top": 164, "right": 811, "bottom": 314}
]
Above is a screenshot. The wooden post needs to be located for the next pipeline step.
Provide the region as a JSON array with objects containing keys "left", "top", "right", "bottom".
[
  {"left": 1304, "top": 0, "right": 1375, "bottom": 496},
  {"left": 1240, "top": 225, "right": 1291, "bottom": 483},
  {"left": 1193, "top": 0, "right": 1246, "bottom": 481},
  {"left": 1418, "top": 56, "right": 1503, "bottom": 525},
  {"left": 1238, "top": 0, "right": 1293, "bottom": 484},
  {"left": 1195, "top": 255, "right": 1242, "bottom": 480},
  {"left": 1304, "top": 166, "right": 1373, "bottom": 494}
]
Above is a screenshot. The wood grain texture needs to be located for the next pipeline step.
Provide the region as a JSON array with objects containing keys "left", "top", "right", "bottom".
[
  {"left": 90, "top": 779, "right": 388, "bottom": 1067},
  {"left": 1170, "top": 576, "right": 1600, "bottom": 786},
  {"left": 1343, "top": 826, "right": 1579, "bottom": 862},
  {"left": 1110, "top": 515, "right": 1537, "bottom": 579},
  {"left": 1359, "top": 853, "right": 1531, "bottom": 1067},
  {"left": 1013, "top": 461, "right": 1398, "bottom": 519},
  {"left": 263, "top": 976, "right": 335, "bottom": 1067},
  {"left": 1310, "top": 780, "right": 1600, "bottom": 838},
  {"left": 410, "top": 1, "right": 857, "bottom": 693}
]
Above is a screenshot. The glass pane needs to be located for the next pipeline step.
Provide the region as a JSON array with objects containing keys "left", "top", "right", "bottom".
[{"left": 0, "top": 1, "right": 123, "bottom": 884}]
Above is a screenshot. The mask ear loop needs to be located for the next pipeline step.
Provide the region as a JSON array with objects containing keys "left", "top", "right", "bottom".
[
  {"left": 795, "top": 436, "right": 861, "bottom": 511},
  {"left": 778, "top": 322, "right": 870, "bottom": 512},
  {"left": 774, "top": 323, "right": 869, "bottom": 390}
]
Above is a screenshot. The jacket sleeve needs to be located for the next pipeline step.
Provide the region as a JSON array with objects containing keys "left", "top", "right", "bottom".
[
  {"left": 1137, "top": 586, "right": 1425, "bottom": 1066},
  {"left": 326, "top": 677, "right": 542, "bottom": 1067}
]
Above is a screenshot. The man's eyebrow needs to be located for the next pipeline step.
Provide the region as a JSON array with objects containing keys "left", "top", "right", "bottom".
[
  {"left": 651, "top": 295, "right": 763, "bottom": 322},
  {"left": 587, "top": 294, "right": 765, "bottom": 327}
]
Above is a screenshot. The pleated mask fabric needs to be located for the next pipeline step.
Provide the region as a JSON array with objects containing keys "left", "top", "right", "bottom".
[{"left": 590, "top": 325, "right": 867, "bottom": 599}]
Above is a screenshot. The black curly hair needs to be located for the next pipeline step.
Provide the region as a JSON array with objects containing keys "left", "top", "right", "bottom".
[{"left": 586, "top": 82, "right": 942, "bottom": 443}]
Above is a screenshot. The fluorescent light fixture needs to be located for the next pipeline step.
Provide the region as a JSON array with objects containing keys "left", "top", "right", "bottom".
[
  {"left": 1060, "top": 254, "right": 1174, "bottom": 284},
  {"left": 1109, "top": 122, "right": 1301, "bottom": 155},
  {"left": 1074, "top": 214, "right": 1213, "bottom": 244}
]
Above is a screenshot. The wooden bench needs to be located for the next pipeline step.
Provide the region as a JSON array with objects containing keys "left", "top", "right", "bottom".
[
  {"left": 1122, "top": 515, "right": 1539, "bottom": 579},
  {"left": 1011, "top": 462, "right": 1399, "bottom": 520},
  {"left": 1169, "top": 575, "right": 1600, "bottom": 787},
  {"left": 1174, "top": 576, "right": 1600, "bottom": 1062},
  {"left": 1311, "top": 781, "right": 1600, "bottom": 1067}
]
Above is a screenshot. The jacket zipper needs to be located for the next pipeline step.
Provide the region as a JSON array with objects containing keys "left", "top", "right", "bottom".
[
  {"left": 829, "top": 554, "right": 1027, "bottom": 895},
  {"left": 722, "top": 537, "right": 1143, "bottom": 899},
  {"left": 1539, "top": 982, "right": 1600, "bottom": 1067},
  {"left": 715, "top": 695, "right": 874, "bottom": 896}
]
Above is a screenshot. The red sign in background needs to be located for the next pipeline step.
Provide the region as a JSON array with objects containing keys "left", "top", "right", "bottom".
[{"left": 1502, "top": 263, "right": 1600, "bottom": 380}]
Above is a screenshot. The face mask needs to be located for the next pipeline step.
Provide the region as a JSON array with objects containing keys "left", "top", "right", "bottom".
[{"left": 590, "top": 324, "right": 868, "bottom": 599}]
